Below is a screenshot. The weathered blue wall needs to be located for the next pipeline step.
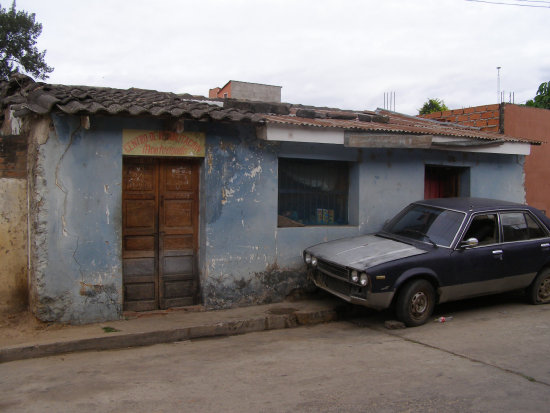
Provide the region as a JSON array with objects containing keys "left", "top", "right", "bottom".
[
  {"left": 201, "top": 133, "right": 526, "bottom": 309},
  {"left": 30, "top": 115, "right": 166, "bottom": 323},
  {"left": 29, "top": 114, "right": 526, "bottom": 321}
]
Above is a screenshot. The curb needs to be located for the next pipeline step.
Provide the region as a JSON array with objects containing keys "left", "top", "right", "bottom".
[{"left": 0, "top": 308, "right": 339, "bottom": 363}]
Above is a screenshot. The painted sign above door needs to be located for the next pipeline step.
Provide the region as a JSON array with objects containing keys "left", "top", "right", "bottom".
[{"left": 122, "top": 129, "right": 205, "bottom": 157}]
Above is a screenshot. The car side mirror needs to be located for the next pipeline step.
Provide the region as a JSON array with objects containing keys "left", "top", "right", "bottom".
[{"left": 460, "top": 237, "right": 479, "bottom": 249}]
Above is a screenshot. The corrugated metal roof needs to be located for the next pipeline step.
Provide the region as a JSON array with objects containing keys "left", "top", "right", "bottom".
[{"left": 263, "top": 109, "right": 540, "bottom": 144}]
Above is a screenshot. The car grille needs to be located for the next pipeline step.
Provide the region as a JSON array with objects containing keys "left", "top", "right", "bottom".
[
  {"left": 322, "top": 273, "right": 351, "bottom": 296},
  {"left": 317, "top": 260, "right": 348, "bottom": 280},
  {"left": 313, "top": 259, "right": 351, "bottom": 297}
]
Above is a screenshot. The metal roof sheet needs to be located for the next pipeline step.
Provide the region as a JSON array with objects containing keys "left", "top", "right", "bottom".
[{"left": 262, "top": 109, "right": 540, "bottom": 144}]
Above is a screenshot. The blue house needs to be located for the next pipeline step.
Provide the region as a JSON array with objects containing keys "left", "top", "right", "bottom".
[{"left": 0, "top": 75, "right": 538, "bottom": 324}]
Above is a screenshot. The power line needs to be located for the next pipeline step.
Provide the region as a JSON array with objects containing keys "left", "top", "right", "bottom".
[
  {"left": 514, "top": 0, "right": 550, "bottom": 4},
  {"left": 465, "top": 0, "right": 550, "bottom": 7}
]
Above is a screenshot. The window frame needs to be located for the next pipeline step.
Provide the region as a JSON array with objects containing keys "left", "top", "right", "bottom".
[{"left": 277, "top": 157, "right": 351, "bottom": 228}]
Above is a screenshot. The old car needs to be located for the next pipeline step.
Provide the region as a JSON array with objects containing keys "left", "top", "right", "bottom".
[{"left": 303, "top": 198, "right": 550, "bottom": 326}]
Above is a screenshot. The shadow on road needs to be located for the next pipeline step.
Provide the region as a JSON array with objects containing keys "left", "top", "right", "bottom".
[{"left": 336, "top": 290, "right": 529, "bottom": 328}]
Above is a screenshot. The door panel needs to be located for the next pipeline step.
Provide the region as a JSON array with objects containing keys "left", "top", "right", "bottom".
[
  {"left": 125, "top": 200, "right": 156, "bottom": 230},
  {"left": 123, "top": 158, "right": 199, "bottom": 311},
  {"left": 123, "top": 159, "right": 158, "bottom": 311},
  {"left": 163, "top": 200, "right": 193, "bottom": 228},
  {"left": 158, "top": 161, "right": 198, "bottom": 309}
]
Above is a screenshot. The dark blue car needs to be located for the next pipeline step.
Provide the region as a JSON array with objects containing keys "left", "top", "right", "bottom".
[{"left": 303, "top": 198, "right": 550, "bottom": 326}]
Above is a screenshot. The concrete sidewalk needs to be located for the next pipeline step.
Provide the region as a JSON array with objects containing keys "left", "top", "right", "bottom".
[{"left": 0, "top": 296, "right": 345, "bottom": 363}]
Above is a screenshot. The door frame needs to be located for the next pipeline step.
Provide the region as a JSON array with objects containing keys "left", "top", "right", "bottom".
[{"left": 122, "top": 156, "right": 201, "bottom": 311}]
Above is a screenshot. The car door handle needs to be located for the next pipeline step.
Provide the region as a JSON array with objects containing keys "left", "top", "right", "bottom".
[
  {"left": 492, "top": 250, "right": 503, "bottom": 255},
  {"left": 541, "top": 243, "right": 550, "bottom": 249}
]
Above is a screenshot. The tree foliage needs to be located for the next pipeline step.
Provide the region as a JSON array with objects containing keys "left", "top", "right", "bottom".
[
  {"left": 0, "top": 1, "right": 53, "bottom": 81},
  {"left": 526, "top": 81, "right": 550, "bottom": 110},
  {"left": 418, "top": 98, "right": 449, "bottom": 115}
]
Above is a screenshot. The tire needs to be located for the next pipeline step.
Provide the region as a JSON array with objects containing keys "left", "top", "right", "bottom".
[
  {"left": 395, "top": 279, "right": 436, "bottom": 327},
  {"left": 528, "top": 268, "right": 550, "bottom": 305}
]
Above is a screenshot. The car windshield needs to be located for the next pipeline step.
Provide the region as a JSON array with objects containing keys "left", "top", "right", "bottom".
[{"left": 382, "top": 204, "right": 465, "bottom": 247}]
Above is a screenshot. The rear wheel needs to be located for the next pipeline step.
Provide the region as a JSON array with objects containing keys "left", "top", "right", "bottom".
[
  {"left": 528, "top": 268, "right": 550, "bottom": 305},
  {"left": 395, "top": 279, "right": 435, "bottom": 327}
]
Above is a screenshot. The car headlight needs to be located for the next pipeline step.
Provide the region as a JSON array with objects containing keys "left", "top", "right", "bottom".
[
  {"left": 351, "top": 270, "right": 359, "bottom": 283},
  {"left": 304, "top": 253, "right": 312, "bottom": 265},
  {"left": 311, "top": 256, "right": 318, "bottom": 267},
  {"left": 359, "top": 273, "right": 369, "bottom": 287}
]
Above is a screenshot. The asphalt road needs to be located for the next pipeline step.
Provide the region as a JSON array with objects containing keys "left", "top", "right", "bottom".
[{"left": 1, "top": 293, "right": 550, "bottom": 412}]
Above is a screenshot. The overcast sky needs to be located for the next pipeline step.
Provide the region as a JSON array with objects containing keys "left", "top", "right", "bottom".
[{"left": 13, "top": 0, "right": 550, "bottom": 115}]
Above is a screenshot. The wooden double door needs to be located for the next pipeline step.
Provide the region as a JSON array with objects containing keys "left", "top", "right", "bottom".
[{"left": 123, "top": 157, "right": 199, "bottom": 311}]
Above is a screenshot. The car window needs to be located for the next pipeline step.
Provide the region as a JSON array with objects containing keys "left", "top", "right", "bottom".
[
  {"left": 525, "top": 214, "right": 547, "bottom": 239},
  {"left": 463, "top": 214, "right": 498, "bottom": 246},
  {"left": 384, "top": 204, "right": 465, "bottom": 247},
  {"left": 500, "top": 212, "right": 547, "bottom": 242},
  {"left": 501, "top": 213, "right": 528, "bottom": 242}
]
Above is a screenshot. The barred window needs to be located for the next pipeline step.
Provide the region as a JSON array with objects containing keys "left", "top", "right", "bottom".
[{"left": 278, "top": 158, "right": 349, "bottom": 227}]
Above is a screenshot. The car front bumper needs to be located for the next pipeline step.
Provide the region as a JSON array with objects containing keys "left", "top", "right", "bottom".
[{"left": 308, "top": 268, "right": 394, "bottom": 310}]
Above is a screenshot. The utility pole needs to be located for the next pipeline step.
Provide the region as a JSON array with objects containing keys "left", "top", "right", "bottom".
[{"left": 497, "top": 66, "right": 501, "bottom": 104}]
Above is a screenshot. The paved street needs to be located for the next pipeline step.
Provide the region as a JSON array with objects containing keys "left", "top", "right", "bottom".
[{"left": 1, "top": 294, "right": 550, "bottom": 412}]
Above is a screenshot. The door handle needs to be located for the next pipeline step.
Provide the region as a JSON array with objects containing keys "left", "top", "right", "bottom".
[
  {"left": 541, "top": 243, "right": 550, "bottom": 248},
  {"left": 492, "top": 250, "right": 503, "bottom": 260}
]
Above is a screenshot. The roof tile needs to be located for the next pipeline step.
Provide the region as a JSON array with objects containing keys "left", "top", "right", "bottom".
[{"left": 0, "top": 75, "right": 540, "bottom": 144}]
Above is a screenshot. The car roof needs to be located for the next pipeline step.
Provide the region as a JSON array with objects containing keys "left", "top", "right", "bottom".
[{"left": 416, "top": 197, "right": 529, "bottom": 213}]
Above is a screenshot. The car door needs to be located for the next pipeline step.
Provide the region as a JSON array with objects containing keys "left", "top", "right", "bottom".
[
  {"left": 497, "top": 211, "right": 550, "bottom": 288},
  {"left": 444, "top": 212, "right": 508, "bottom": 301}
]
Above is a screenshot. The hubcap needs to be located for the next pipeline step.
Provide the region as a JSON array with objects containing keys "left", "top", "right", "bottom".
[
  {"left": 537, "top": 277, "right": 550, "bottom": 302},
  {"left": 410, "top": 291, "right": 428, "bottom": 318}
]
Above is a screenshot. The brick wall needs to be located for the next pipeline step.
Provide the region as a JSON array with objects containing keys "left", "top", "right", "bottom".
[
  {"left": 0, "top": 135, "right": 27, "bottom": 178},
  {"left": 421, "top": 104, "right": 501, "bottom": 132}
]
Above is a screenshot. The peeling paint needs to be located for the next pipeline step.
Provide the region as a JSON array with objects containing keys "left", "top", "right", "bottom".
[
  {"left": 204, "top": 263, "right": 309, "bottom": 310},
  {"left": 245, "top": 165, "right": 262, "bottom": 178},
  {"left": 31, "top": 118, "right": 51, "bottom": 145},
  {"left": 9, "top": 109, "right": 22, "bottom": 135}
]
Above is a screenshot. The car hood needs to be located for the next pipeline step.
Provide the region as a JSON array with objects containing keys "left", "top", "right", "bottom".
[{"left": 306, "top": 234, "right": 427, "bottom": 269}]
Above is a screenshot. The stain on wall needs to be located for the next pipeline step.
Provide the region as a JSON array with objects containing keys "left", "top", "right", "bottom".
[
  {"left": 0, "top": 178, "right": 28, "bottom": 313},
  {"left": 0, "top": 132, "right": 28, "bottom": 314}
]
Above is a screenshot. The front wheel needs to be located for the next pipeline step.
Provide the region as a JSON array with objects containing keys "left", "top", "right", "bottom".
[
  {"left": 395, "top": 279, "right": 435, "bottom": 327},
  {"left": 528, "top": 268, "right": 550, "bottom": 305}
]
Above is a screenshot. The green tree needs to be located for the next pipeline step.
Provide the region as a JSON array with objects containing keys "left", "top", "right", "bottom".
[
  {"left": 418, "top": 98, "right": 449, "bottom": 115},
  {"left": 0, "top": 1, "right": 53, "bottom": 81},
  {"left": 526, "top": 81, "right": 550, "bottom": 109}
]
